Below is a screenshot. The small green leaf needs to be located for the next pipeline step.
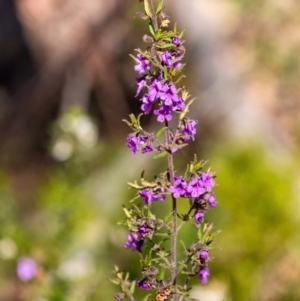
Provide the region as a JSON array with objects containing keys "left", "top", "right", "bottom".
[
  {"left": 129, "top": 113, "right": 137, "bottom": 124},
  {"left": 130, "top": 281, "right": 136, "bottom": 294},
  {"left": 154, "top": 150, "right": 167, "bottom": 159},
  {"left": 147, "top": 207, "right": 156, "bottom": 219},
  {"left": 164, "top": 211, "right": 173, "bottom": 222},
  {"left": 155, "top": 127, "right": 167, "bottom": 138},
  {"left": 149, "top": 22, "right": 155, "bottom": 36},
  {"left": 127, "top": 181, "right": 142, "bottom": 189},
  {"left": 142, "top": 294, "right": 152, "bottom": 301},
  {"left": 144, "top": 0, "right": 153, "bottom": 18},
  {"left": 129, "top": 53, "right": 139, "bottom": 63},
  {"left": 122, "top": 119, "right": 131, "bottom": 127},
  {"left": 156, "top": 0, "right": 164, "bottom": 14},
  {"left": 173, "top": 22, "right": 177, "bottom": 34},
  {"left": 109, "top": 278, "right": 120, "bottom": 285},
  {"left": 175, "top": 75, "right": 186, "bottom": 84},
  {"left": 122, "top": 205, "right": 132, "bottom": 218},
  {"left": 157, "top": 268, "right": 165, "bottom": 280},
  {"left": 178, "top": 29, "right": 186, "bottom": 38},
  {"left": 157, "top": 43, "right": 175, "bottom": 49},
  {"left": 163, "top": 67, "right": 168, "bottom": 80}
]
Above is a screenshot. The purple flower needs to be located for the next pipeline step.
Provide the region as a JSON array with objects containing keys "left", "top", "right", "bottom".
[
  {"left": 126, "top": 134, "right": 153, "bottom": 154},
  {"left": 152, "top": 187, "right": 167, "bottom": 202},
  {"left": 139, "top": 189, "right": 153, "bottom": 204},
  {"left": 187, "top": 178, "right": 205, "bottom": 198},
  {"left": 148, "top": 79, "right": 163, "bottom": 102},
  {"left": 154, "top": 105, "right": 173, "bottom": 123},
  {"left": 125, "top": 233, "right": 143, "bottom": 252},
  {"left": 161, "top": 84, "right": 179, "bottom": 106},
  {"left": 182, "top": 119, "right": 197, "bottom": 141},
  {"left": 138, "top": 225, "right": 148, "bottom": 238},
  {"left": 135, "top": 54, "right": 151, "bottom": 74},
  {"left": 160, "top": 51, "right": 173, "bottom": 68},
  {"left": 137, "top": 279, "right": 151, "bottom": 290},
  {"left": 200, "top": 173, "right": 215, "bottom": 192},
  {"left": 169, "top": 176, "right": 187, "bottom": 198},
  {"left": 194, "top": 211, "right": 204, "bottom": 224},
  {"left": 135, "top": 78, "right": 146, "bottom": 97},
  {"left": 199, "top": 250, "right": 209, "bottom": 263},
  {"left": 172, "top": 97, "right": 185, "bottom": 112},
  {"left": 16, "top": 257, "right": 37, "bottom": 282},
  {"left": 127, "top": 135, "right": 139, "bottom": 154},
  {"left": 207, "top": 193, "right": 217, "bottom": 208},
  {"left": 198, "top": 267, "right": 210, "bottom": 285},
  {"left": 173, "top": 52, "right": 183, "bottom": 69},
  {"left": 141, "top": 95, "right": 153, "bottom": 115},
  {"left": 139, "top": 188, "right": 166, "bottom": 204},
  {"left": 173, "top": 36, "right": 182, "bottom": 46}
]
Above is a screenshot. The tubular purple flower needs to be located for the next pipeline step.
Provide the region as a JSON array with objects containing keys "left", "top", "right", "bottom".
[
  {"left": 154, "top": 105, "right": 173, "bottom": 123},
  {"left": 194, "top": 211, "right": 204, "bottom": 224},
  {"left": 173, "top": 36, "right": 182, "bottom": 46},
  {"left": 169, "top": 176, "right": 187, "bottom": 198},
  {"left": 139, "top": 189, "right": 153, "bottom": 204},
  {"left": 135, "top": 78, "right": 146, "bottom": 97},
  {"left": 135, "top": 54, "right": 151, "bottom": 74},
  {"left": 152, "top": 187, "right": 167, "bottom": 202},
  {"left": 182, "top": 119, "right": 197, "bottom": 141},
  {"left": 125, "top": 232, "right": 143, "bottom": 252},
  {"left": 187, "top": 177, "right": 205, "bottom": 198},
  {"left": 127, "top": 134, "right": 139, "bottom": 154},
  {"left": 160, "top": 84, "right": 179, "bottom": 106},
  {"left": 148, "top": 79, "right": 163, "bottom": 102},
  {"left": 200, "top": 173, "right": 215, "bottom": 192},
  {"left": 207, "top": 193, "right": 217, "bottom": 208},
  {"left": 16, "top": 257, "right": 37, "bottom": 282},
  {"left": 199, "top": 250, "right": 209, "bottom": 263},
  {"left": 160, "top": 51, "right": 173, "bottom": 68},
  {"left": 137, "top": 279, "right": 151, "bottom": 290},
  {"left": 173, "top": 52, "right": 183, "bottom": 69},
  {"left": 198, "top": 267, "right": 210, "bottom": 285}
]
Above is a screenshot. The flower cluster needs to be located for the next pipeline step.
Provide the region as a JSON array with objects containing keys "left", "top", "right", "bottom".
[
  {"left": 169, "top": 172, "right": 217, "bottom": 223},
  {"left": 124, "top": 218, "right": 155, "bottom": 253},
  {"left": 115, "top": 2, "right": 219, "bottom": 299}
]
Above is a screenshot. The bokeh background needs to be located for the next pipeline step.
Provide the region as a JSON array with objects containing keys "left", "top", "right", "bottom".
[{"left": 0, "top": 0, "right": 300, "bottom": 300}]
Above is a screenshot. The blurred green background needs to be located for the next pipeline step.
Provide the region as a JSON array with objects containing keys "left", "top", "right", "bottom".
[{"left": 0, "top": 0, "right": 299, "bottom": 300}]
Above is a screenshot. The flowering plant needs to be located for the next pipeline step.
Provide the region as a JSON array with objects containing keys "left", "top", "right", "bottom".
[{"left": 111, "top": 1, "right": 219, "bottom": 300}]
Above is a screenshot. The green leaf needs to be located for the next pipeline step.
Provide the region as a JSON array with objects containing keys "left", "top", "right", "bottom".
[
  {"left": 149, "top": 22, "right": 155, "bottom": 36},
  {"left": 154, "top": 151, "right": 167, "bottom": 159},
  {"left": 157, "top": 43, "right": 175, "bottom": 49},
  {"left": 173, "top": 22, "right": 177, "bottom": 34},
  {"left": 175, "top": 75, "right": 186, "bottom": 84},
  {"left": 144, "top": 0, "right": 153, "bottom": 18},
  {"left": 129, "top": 114, "right": 137, "bottom": 124},
  {"left": 163, "top": 67, "right": 168, "bottom": 80},
  {"left": 155, "top": 127, "right": 167, "bottom": 138},
  {"left": 156, "top": 0, "right": 164, "bottom": 14},
  {"left": 157, "top": 268, "right": 165, "bottom": 280},
  {"left": 164, "top": 211, "right": 173, "bottom": 222},
  {"left": 130, "top": 281, "right": 136, "bottom": 294},
  {"left": 147, "top": 207, "right": 156, "bottom": 219},
  {"left": 129, "top": 53, "right": 139, "bottom": 63},
  {"left": 178, "top": 29, "right": 186, "bottom": 38},
  {"left": 109, "top": 278, "right": 120, "bottom": 285},
  {"left": 127, "top": 181, "right": 142, "bottom": 189},
  {"left": 142, "top": 294, "right": 152, "bottom": 301},
  {"left": 122, "top": 119, "right": 131, "bottom": 127},
  {"left": 122, "top": 205, "right": 131, "bottom": 218}
]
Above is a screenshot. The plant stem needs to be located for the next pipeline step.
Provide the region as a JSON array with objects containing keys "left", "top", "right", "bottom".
[
  {"left": 146, "top": 0, "right": 158, "bottom": 31},
  {"left": 165, "top": 122, "right": 178, "bottom": 301}
]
